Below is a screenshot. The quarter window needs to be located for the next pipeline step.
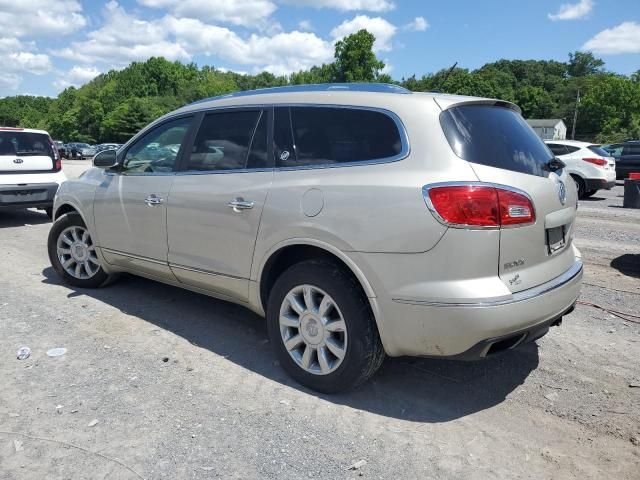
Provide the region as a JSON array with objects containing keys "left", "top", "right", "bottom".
[
  {"left": 275, "top": 106, "right": 402, "bottom": 168},
  {"left": 186, "top": 110, "right": 261, "bottom": 171},
  {"left": 123, "top": 117, "right": 192, "bottom": 173},
  {"left": 547, "top": 143, "right": 568, "bottom": 156}
]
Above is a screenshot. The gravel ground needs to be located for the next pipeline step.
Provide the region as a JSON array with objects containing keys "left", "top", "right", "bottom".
[{"left": 0, "top": 163, "right": 638, "bottom": 479}]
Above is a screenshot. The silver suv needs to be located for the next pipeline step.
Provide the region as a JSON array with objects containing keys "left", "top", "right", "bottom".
[{"left": 48, "top": 84, "right": 583, "bottom": 393}]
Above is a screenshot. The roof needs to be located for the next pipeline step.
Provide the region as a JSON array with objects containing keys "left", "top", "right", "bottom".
[
  {"left": 0, "top": 127, "right": 50, "bottom": 135},
  {"left": 526, "top": 119, "right": 565, "bottom": 128},
  {"left": 188, "top": 83, "right": 411, "bottom": 105},
  {"left": 543, "top": 139, "right": 592, "bottom": 146}
]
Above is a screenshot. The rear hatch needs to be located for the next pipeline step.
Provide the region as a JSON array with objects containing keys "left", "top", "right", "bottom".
[
  {"left": 587, "top": 144, "right": 616, "bottom": 171},
  {"left": 439, "top": 103, "right": 578, "bottom": 293},
  {"left": 0, "top": 129, "right": 57, "bottom": 174}
]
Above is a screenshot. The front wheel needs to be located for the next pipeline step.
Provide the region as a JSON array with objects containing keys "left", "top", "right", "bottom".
[
  {"left": 47, "top": 213, "right": 111, "bottom": 288},
  {"left": 571, "top": 174, "right": 587, "bottom": 198},
  {"left": 266, "top": 260, "right": 385, "bottom": 393},
  {"left": 582, "top": 190, "right": 597, "bottom": 198}
]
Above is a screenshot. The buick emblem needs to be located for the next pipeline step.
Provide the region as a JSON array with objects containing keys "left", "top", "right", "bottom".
[
  {"left": 557, "top": 180, "right": 567, "bottom": 205},
  {"left": 13, "top": 158, "right": 23, "bottom": 164}
]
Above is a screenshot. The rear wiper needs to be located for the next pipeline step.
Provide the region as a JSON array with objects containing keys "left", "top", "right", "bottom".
[{"left": 545, "top": 157, "right": 566, "bottom": 172}]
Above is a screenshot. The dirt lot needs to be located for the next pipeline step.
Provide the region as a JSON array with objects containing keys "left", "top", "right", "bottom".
[{"left": 1, "top": 162, "right": 638, "bottom": 479}]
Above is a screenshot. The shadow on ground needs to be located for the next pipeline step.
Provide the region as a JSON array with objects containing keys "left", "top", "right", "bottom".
[
  {"left": 611, "top": 254, "right": 640, "bottom": 279},
  {"left": 42, "top": 267, "right": 539, "bottom": 424},
  {"left": 0, "top": 209, "right": 50, "bottom": 228}
]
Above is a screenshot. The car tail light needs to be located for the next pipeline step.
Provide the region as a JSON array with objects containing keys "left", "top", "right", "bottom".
[
  {"left": 582, "top": 157, "right": 607, "bottom": 166},
  {"left": 424, "top": 184, "right": 535, "bottom": 228},
  {"left": 47, "top": 137, "right": 62, "bottom": 171}
]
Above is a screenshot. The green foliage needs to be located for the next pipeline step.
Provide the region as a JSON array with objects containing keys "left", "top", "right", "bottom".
[
  {"left": 333, "top": 29, "right": 385, "bottom": 82},
  {"left": 0, "top": 35, "right": 637, "bottom": 144}
]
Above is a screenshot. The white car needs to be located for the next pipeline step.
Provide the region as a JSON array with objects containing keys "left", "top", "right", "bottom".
[
  {"left": 545, "top": 140, "right": 616, "bottom": 198},
  {"left": 0, "top": 127, "right": 67, "bottom": 218}
]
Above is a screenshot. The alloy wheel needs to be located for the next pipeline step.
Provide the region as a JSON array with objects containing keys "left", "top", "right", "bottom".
[{"left": 56, "top": 226, "right": 101, "bottom": 280}]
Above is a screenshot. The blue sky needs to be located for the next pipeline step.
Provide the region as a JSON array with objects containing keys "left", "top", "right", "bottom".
[{"left": 1, "top": 0, "right": 638, "bottom": 98}]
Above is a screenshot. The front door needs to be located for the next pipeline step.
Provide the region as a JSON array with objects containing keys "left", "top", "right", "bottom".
[
  {"left": 167, "top": 109, "right": 273, "bottom": 301},
  {"left": 94, "top": 116, "right": 193, "bottom": 277}
]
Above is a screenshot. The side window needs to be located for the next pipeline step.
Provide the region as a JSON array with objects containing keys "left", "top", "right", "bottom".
[
  {"left": 547, "top": 143, "right": 568, "bottom": 156},
  {"left": 623, "top": 144, "right": 640, "bottom": 155},
  {"left": 564, "top": 145, "right": 580, "bottom": 154},
  {"left": 273, "top": 107, "right": 295, "bottom": 167},
  {"left": 123, "top": 117, "right": 192, "bottom": 173},
  {"left": 283, "top": 107, "right": 402, "bottom": 168},
  {"left": 608, "top": 145, "right": 623, "bottom": 157},
  {"left": 186, "top": 110, "right": 261, "bottom": 171}
]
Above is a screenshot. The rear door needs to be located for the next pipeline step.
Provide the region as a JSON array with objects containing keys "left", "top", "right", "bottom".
[
  {"left": 440, "top": 104, "right": 578, "bottom": 293},
  {"left": 0, "top": 130, "right": 56, "bottom": 173},
  {"left": 167, "top": 108, "right": 273, "bottom": 301}
]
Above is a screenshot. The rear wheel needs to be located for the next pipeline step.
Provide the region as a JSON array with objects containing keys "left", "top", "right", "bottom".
[
  {"left": 571, "top": 174, "right": 587, "bottom": 198},
  {"left": 48, "top": 213, "right": 111, "bottom": 288},
  {"left": 266, "top": 259, "right": 385, "bottom": 393}
]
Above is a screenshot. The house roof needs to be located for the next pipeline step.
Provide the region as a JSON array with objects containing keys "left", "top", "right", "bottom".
[{"left": 526, "top": 119, "right": 565, "bottom": 128}]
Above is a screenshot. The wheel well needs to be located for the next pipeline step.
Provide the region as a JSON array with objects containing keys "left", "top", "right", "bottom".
[
  {"left": 259, "top": 244, "right": 367, "bottom": 312},
  {"left": 54, "top": 204, "right": 79, "bottom": 220}
]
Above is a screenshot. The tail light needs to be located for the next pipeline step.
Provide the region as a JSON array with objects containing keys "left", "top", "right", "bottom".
[
  {"left": 582, "top": 157, "right": 607, "bottom": 166},
  {"left": 424, "top": 183, "right": 535, "bottom": 228},
  {"left": 47, "top": 137, "right": 62, "bottom": 171}
]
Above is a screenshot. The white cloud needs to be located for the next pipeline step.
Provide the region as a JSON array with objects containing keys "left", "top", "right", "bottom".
[
  {"left": 137, "top": 0, "right": 277, "bottom": 28},
  {"left": 51, "top": 3, "right": 332, "bottom": 76},
  {"left": 0, "top": 0, "right": 86, "bottom": 37},
  {"left": 283, "top": 0, "right": 394, "bottom": 12},
  {"left": 548, "top": 0, "right": 593, "bottom": 21},
  {"left": 583, "top": 21, "right": 640, "bottom": 54},
  {"left": 51, "top": 2, "right": 190, "bottom": 65},
  {"left": 404, "top": 16, "right": 428, "bottom": 32},
  {"left": 54, "top": 66, "right": 102, "bottom": 91},
  {"left": 0, "top": 37, "right": 52, "bottom": 94},
  {"left": 298, "top": 20, "right": 314, "bottom": 31},
  {"left": 330, "top": 15, "right": 397, "bottom": 52},
  {"left": 167, "top": 17, "right": 333, "bottom": 75}
]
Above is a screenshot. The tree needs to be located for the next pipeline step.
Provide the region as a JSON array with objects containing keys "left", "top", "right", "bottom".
[
  {"left": 567, "top": 51, "right": 604, "bottom": 77},
  {"left": 333, "top": 29, "right": 385, "bottom": 82}
]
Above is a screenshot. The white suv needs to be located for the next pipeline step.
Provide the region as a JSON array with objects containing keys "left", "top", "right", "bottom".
[
  {"left": 545, "top": 140, "right": 616, "bottom": 198},
  {"left": 48, "top": 84, "right": 582, "bottom": 393},
  {"left": 0, "top": 127, "right": 66, "bottom": 218}
]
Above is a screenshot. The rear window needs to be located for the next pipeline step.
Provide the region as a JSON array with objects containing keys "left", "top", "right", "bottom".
[
  {"left": 588, "top": 145, "right": 610, "bottom": 157},
  {"left": 275, "top": 106, "right": 402, "bottom": 168},
  {"left": 0, "top": 131, "right": 54, "bottom": 158},
  {"left": 440, "top": 105, "right": 553, "bottom": 177}
]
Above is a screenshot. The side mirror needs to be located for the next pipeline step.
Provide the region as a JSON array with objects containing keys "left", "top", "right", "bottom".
[{"left": 93, "top": 149, "right": 118, "bottom": 168}]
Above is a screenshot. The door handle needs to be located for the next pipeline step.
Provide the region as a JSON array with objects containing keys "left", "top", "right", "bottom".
[
  {"left": 145, "top": 194, "right": 164, "bottom": 206},
  {"left": 228, "top": 198, "right": 254, "bottom": 212}
]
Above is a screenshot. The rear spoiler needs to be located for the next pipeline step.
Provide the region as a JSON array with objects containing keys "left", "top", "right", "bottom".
[{"left": 434, "top": 98, "right": 522, "bottom": 115}]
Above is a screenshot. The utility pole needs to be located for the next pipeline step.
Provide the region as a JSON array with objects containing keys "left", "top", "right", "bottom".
[{"left": 571, "top": 89, "right": 580, "bottom": 140}]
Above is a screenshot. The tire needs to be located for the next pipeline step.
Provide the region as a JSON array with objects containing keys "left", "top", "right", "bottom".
[
  {"left": 582, "top": 190, "right": 597, "bottom": 198},
  {"left": 47, "top": 213, "right": 111, "bottom": 288},
  {"left": 571, "top": 174, "right": 586, "bottom": 198},
  {"left": 266, "top": 259, "right": 385, "bottom": 393},
  {"left": 44, "top": 207, "right": 53, "bottom": 220}
]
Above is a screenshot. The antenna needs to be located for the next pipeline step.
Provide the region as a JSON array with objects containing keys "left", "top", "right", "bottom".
[{"left": 435, "top": 62, "right": 458, "bottom": 92}]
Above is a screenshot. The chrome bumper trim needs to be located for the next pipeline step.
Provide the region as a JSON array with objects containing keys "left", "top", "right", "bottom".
[{"left": 393, "top": 259, "right": 583, "bottom": 308}]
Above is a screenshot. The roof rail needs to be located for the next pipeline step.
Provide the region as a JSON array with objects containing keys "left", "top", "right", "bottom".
[{"left": 188, "top": 83, "right": 411, "bottom": 105}]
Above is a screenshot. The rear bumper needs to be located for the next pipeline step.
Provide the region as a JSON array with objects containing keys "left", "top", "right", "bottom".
[
  {"left": 369, "top": 256, "right": 583, "bottom": 358},
  {"left": 0, "top": 182, "right": 59, "bottom": 209},
  {"left": 585, "top": 178, "right": 615, "bottom": 191}
]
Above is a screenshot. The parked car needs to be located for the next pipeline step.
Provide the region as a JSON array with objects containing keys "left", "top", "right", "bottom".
[
  {"left": 601, "top": 141, "right": 640, "bottom": 179},
  {"left": 0, "top": 127, "right": 66, "bottom": 218},
  {"left": 53, "top": 140, "right": 66, "bottom": 159},
  {"left": 48, "top": 84, "right": 582, "bottom": 393},
  {"left": 81, "top": 145, "right": 96, "bottom": 158},
  {"left": 545, "top": 140, "right": 616, "bottom": 198},
  {"left": 66, "top": 142, "right": 92, "bottom": 159}
]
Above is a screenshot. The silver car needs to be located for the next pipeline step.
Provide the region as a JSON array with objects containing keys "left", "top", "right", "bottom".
[{"left": 48, "top": 84, "right": 582, "bottom": 393}]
